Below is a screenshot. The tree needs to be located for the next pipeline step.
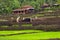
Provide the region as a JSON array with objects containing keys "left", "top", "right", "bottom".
[{"left": 0, "top": 0, "right": 20, "bottom": 14}]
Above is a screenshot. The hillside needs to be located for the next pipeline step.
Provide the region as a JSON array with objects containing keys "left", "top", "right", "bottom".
[{"left": 0, "top": 0, "right": 60, "bottom": 14}]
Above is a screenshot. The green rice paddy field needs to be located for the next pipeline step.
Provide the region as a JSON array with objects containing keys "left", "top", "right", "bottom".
[{"left": 0, "top": 30, "right": 60, "bottom": 40}]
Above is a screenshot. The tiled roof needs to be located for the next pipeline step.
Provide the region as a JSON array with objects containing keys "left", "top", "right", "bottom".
[{"left": 13, "top": 5, "right": 34, "bottom": 11}]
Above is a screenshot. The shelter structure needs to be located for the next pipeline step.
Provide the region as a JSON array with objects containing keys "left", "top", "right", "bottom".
[{"left": 12, "top": 5, "right": 34, "bottom": 14}]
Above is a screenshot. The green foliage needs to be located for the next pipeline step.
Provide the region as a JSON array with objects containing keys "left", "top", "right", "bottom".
[
  {"left": 0, "top": 0, "right": 59, "bottom": 14},
  {"left": 0, "top": 0, "right": 20, "bottom": 14}
]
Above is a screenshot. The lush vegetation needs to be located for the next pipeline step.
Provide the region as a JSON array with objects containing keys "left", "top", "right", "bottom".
[
  {"left": 0, "top": 0, "right": 59, "bottom": 14},
  {"left": 0, "top": 30, "right": 60, "bottom": 40},
  {"left": 0, "top": 0, "right": 60, "bottom": 40}
]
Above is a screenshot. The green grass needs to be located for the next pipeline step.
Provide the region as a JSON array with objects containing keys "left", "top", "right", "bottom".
[
  {"left": 0, "top": 30, "right": 60, "bottom": 40},
  {"left": 0, "top": 30, "right": 42, "bottom": 35}
]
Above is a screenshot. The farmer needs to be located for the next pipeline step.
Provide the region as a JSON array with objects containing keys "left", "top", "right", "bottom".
[{"left": 16, "top": 16, "right": 20, "bottom": 23}]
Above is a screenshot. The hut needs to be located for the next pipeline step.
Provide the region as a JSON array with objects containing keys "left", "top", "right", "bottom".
[
  {"left": 52, "top": 4, "right": 60, "bottom": 7},
  {"left": 12, "top": 5, "right": 34, "bottom": 14}
]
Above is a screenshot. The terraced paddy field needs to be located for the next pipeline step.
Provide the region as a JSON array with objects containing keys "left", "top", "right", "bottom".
[
  {"left": 0, "top": 8, "right": 60, "bottom": 40},
  {"left": 0, "top": 30, "right": 60, "bottom": 40}
]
